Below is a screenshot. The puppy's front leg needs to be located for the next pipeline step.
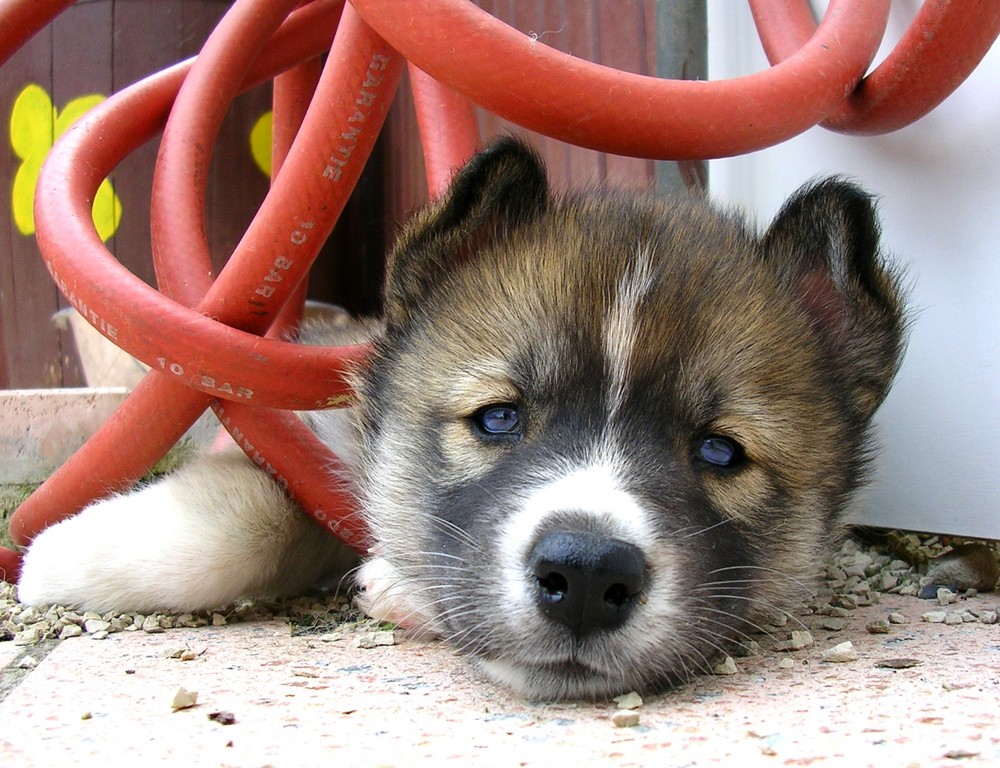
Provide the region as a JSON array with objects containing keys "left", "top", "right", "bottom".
[{"left": 17, "top": 450, "right": 356, "bottom": 613}]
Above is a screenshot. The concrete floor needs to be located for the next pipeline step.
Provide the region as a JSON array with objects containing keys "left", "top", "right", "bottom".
[{"left": 2, "top": 591, "right": 998, "bottom": 767}]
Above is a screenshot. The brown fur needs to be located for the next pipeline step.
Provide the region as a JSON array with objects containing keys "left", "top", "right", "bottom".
[{"left": 353, "top": 139, "right": 907, "bottom": 698}]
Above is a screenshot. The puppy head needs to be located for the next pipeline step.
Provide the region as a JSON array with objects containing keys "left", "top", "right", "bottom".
[{"left": 353, "top": 139, "right": 906, "bottom": 699}]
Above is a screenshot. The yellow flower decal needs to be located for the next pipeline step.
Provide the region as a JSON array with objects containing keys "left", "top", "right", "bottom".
[
  {"left": 250, "top": 110, "right": 272, "bottom": 178},
  {"left": 9, "top": 83, "right": 122, "bottom": 242}
]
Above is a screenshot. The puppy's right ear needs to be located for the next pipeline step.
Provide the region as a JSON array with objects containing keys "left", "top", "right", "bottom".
[
  {"left": 383, "top": 137, "right": 548, "bottom": 327},
  {"left": 761, "top": 178, "right": 908, "bottom": 421}
]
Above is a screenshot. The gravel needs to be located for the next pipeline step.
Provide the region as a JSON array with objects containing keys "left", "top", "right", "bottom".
[
  {"left": 1, "top": 578, "right": 368, "bottom": 647},
  {"left": 800, "top": 532, "right": 999, "bottom": 629},
  {"left": 1, "top": 529, "right": 997, "bottom": 679}
]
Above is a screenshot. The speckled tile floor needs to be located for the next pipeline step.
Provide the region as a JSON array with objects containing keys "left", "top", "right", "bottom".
[{"left": 2, "top": 592, "right": 998, "bottom": 767}]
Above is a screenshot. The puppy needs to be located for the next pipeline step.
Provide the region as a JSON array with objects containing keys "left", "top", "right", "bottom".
[{"left": 18, "top": 139, "right": 907, "bottom": 700}]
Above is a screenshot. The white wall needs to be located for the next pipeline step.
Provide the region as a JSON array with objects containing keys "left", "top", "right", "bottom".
[{"left": 707, "top": 2, "right": 1000, "bottom": 538}]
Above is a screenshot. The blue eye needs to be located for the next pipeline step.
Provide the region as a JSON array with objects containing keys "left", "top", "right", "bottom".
[
  {"left": 698, "top": 436, "right": 743, "bottom": 468},
  {"left": 475, "top": 405, "right": 521, "bottom": 436}
]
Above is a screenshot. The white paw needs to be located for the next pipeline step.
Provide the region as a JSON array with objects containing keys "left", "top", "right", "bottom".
[
  {"left": 356, "top": 555, "right": 435, "bottom": 633},
  {"left": 17, "top": 491, "right": 164, "bottom": 612},
  {"left": 17, "top": 451, "right": 310, "bottom": 612}
]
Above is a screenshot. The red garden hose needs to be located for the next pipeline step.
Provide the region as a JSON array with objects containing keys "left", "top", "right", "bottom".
[
  {"left": 0, "top": 0, "right": 996, "bottom": 585},
  {"left": 408, "top": 64, "right": 480, "bottom": 197},
  {"left": 0, "top": 0, "right": 75, "bottom": 68},
  {"left": 349, "top": 0, "right": 891, "bottom": 159},
  {"left": 750, "top": 0, "right": 1000, "bottom": 135},
  {"left": 10, "top": 1, "right": 397, "bottom": 554}
]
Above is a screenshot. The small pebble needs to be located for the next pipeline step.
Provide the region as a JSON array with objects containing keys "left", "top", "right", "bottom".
[
  {"left": 711, "top": 656, "right": 738, "bottom": 675},
  {"left": 171, "top": 686, "right": 198, "bottom": 711},
  {"left": 59, "top": 624, "right": 84, "bottom": 640},
  {"left": 849, "top": 580, "right": 871, "bottom": 596},
  {"left": 833, "top": 594, "right": 859, "bottom": 610},
  {"left": 777, "top": 658, "right": 795, "bottom": 670},
  {"left": 13, "top": 627, "right": 43, "bottom": 645},
  {"left": 942, "top": 681, "right": 976, "bottom": 692},
  {"left": 918, "top": 583, "right": 943, "bottom": 600},
  {"left": 944, "top": 612, "right": 963, "bottom": 626},
  {"left": 866, "top": 619, "right": 890, "bottom": 635},
  {"left": 611, "top": 711, "right": 641, "bottom": 728},
  {"left": 979, "top": 610, "right": 997, "bottom": 625},
  {"left": 922, "top": 611, "right": 948, "bottom": 624},
  {"left": 936, "top": 588, "right": 957, "bottom": 606},
  {"left": 613, "top": 691, "right": 643, "bottom": 710},
  {"left": 90, "top": 630, "right": 109, "bottom": 640},
  {"left": 875, "top": 657, "right": 922, "bottom": 669},
  {"left": 821, "top": 641, "right": 859, "bottom": 663},
  {"left": 83, "top": 619, "right": 111, "bottom": 634},
  {"left": 775, "top": 630, "right": 814, "bottom": 652},
  {"left": 354, "top": 630, "right": 396, "bottom": 649},
  {"left": 141, "top": 615, "right": 165, "bottom": 634},
  {"left": 887, "top": 612, "right": 907, "bottom": 624},
  {"left": 211, "top": 613, "right": 227, "bottom": 627},
  {"left": 15, "top": 655, "right": 38, "bottom": 670},
  {"left": 816, "top": 617, "right": 847, "bottom": 632}
]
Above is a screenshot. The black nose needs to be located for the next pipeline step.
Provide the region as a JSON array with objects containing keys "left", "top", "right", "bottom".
[{"left": 529, "top": 530, "right": 646, "bottom": 639}]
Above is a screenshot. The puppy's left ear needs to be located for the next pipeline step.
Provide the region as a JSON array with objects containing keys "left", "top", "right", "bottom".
[
  {"left": 761, "top": 178, "right": 908, "bottom": 420},
  {"left": 382, "top": 138, "right": 549, "bottom": 328}
]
